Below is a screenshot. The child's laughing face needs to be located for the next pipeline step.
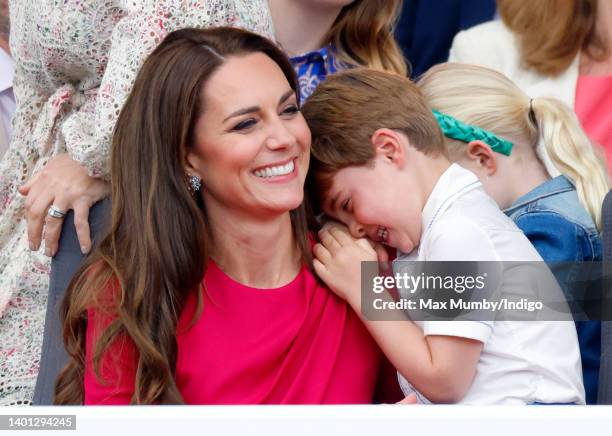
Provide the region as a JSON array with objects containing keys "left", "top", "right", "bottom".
[{"left": 320, "top": 154, "right": 423, "bottom": 254}]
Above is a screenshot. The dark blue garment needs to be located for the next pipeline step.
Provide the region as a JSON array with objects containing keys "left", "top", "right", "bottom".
[
  {"left": 505, "top": 176, "right": 602, "bottom": 404},
  {"left": 395, "top": 0, "right": 496, "bottom": 78},
  {"left": 290, "top": 45, "right": 344, "bottom": 103},
  {"left": 599, "top": 191, "right": 612, "bottom": 404}
]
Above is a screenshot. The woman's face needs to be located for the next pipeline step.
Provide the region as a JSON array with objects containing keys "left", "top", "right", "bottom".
[{"left": 187, "top": 53, "right": 311, "bottom": 220}]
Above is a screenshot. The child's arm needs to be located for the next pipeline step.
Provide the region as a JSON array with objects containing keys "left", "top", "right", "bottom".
[{"left": 313, "top": 227, "right": 483, "bottom": 403}]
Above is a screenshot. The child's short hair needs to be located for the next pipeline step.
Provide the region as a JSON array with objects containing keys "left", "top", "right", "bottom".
[{"left": 302, "top": 68, "right": 445, "bottom": 206}]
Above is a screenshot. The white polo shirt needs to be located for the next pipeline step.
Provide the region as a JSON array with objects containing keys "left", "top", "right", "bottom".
[{"left": 395, "top": 164, "right": 585, "bottom": 404}]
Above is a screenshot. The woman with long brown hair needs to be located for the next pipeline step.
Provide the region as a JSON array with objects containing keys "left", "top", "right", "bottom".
[
  {"left": 5, "top": 0, "right": 408, "bottom": 406},
  {"left": 1, "top": 0, "right": 274, "bottom": 406},
  {"left": 53, "top": 27, "right": 382, "bottom": 405}
]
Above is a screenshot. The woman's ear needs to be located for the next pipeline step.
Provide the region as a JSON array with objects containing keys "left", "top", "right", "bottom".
[
  {"left": 184, "top": 148, "right": 204, "bottom": 193},
  {"left": 465, "top": 140, "right": 497, "bottom": 175},
  {"left": 184, "top": 146, "right": 203, "bottom": 180},
  {"left": 371, "top": 128, "right": 406, "bottom": 168}
]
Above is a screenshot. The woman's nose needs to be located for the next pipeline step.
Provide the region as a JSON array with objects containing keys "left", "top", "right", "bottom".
[{"left": 265, "top": 118, "right": 296, "bottom": 150}]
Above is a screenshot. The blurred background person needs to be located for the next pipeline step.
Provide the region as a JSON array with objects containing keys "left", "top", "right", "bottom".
[
  {"left": 450, "top": 0, "right": 612, "bottom": 175},
  {"left": 271, "top": 0, "right": 406, "bottom": 100},
  {"left": 396, "top": 0, "right": 496, "bottom": 78}
]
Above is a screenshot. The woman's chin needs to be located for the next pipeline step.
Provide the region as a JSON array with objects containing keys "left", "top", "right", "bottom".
[{"left": 259, "top": 196, "right": 304, "bottom": 215}]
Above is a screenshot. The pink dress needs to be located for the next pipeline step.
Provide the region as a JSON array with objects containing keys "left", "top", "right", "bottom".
[
  {"left": 84, "top": 261, "right": 383, "bottom": 404},
  {"left": 574, "top": 75, "right": 612, "bottom": 172}
]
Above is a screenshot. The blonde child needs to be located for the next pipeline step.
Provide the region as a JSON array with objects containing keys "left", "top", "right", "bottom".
[{"left": 418, "top": 63, "right": 608, "bottom": 403}]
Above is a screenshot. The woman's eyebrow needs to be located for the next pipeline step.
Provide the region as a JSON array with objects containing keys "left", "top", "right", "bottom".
[
  {"left": 278, "top": 89, "right": 294, "bottom": 105},
  {"left": 222, "top": 90, "right": 294, "bottom": 123},
  {"left": 223, "top": 106, "right": 259, "bottom": 122}
]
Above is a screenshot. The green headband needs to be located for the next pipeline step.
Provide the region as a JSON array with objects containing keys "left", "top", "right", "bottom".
[{"left": 432, "top": 109, "right": 513, "bottom": 156}]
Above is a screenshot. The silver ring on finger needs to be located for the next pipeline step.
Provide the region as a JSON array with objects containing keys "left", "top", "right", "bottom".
[{"left": 47, "top": 205, "right": 67, "bottom": 219}]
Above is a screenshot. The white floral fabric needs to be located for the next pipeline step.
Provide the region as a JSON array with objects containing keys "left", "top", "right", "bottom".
[{"left": 0, "top": 0, "right": 273, "bottom": 406}]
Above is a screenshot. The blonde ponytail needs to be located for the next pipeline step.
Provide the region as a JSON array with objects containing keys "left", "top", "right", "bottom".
[
  {"left": 531, "top": 97, "right": 608, "bottom": 229},
  {"left": 418, "top": 62, "right": 609, "bottom": 229}
]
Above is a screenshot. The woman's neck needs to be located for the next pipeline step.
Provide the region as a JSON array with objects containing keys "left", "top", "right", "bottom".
[
  {"left": 205, "top": 205, "right": 301, "bottom": 289},
  {"left": 268, "top": 0, "right": 343, "bottom": 56}
]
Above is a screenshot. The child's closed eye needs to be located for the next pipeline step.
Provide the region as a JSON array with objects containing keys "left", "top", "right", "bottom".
[{"left": 342, "top": 198, "right": 352, "bottom": 213}]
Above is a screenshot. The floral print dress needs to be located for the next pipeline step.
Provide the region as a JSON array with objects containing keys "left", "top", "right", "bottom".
[{"left": 0, "top": 0, "right": 273, "bottom": 406}]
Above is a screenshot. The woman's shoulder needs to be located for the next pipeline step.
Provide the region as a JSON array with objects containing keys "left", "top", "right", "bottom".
[
  {"left": 449, "top": 20, "right": 518, "bottom": 67},
  {"left": 455, "top": 20, "right": 514, "bottom": 42},
  {"left": 450, "top": 20, "right": 579, "bottom": 104}
]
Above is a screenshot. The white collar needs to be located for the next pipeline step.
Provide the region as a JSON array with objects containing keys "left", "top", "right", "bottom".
[{"left": 420, "top": 163, "right": 481, "bottom": 237}]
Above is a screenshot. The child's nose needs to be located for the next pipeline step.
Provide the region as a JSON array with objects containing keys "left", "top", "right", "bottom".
[{"left": 349, "top": 221, "right": 366, "bottom": 238}]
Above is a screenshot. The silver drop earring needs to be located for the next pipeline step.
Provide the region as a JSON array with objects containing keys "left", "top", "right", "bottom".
[{"left": 189, "top": 175, "right": 202, "bottom": 192}]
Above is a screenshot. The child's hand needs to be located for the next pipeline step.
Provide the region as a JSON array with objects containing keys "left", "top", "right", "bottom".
[
  {"left": 320, "top": 220, "right": 389, "bottom": 263},
  {"left": 313, "top": 227, "right": 377, "bottom": 305}
]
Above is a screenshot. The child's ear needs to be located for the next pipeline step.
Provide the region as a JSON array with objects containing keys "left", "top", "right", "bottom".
[
  {"left": 466, "top": 140, "right": 497, "bottom": 175},
  {"left": 371, "top": 128, "right": 406, "bottom": 168}
]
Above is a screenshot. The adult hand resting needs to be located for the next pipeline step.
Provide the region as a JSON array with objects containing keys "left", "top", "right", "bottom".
[
  {"left": 19, "top": 153, "right": 110, "bottom": 257},
  {"left": 397, "top": 393, "right": 418, "bottom": 404}
]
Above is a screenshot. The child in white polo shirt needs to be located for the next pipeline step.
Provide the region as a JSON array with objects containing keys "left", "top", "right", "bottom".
[{"left": 302, "top": 68, "right": 585, "bottom": 404}]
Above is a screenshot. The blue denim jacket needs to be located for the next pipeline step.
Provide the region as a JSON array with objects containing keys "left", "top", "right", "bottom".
[{"left": 504, "top": 175, "right": 602, "bottom": 404}]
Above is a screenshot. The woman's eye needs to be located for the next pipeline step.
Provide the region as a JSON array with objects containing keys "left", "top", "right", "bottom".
[
  {"left": 282, "top": 105, "right": 299, "bottom": 116},
  {"left": 232, "top": 119, "right": 257, "bottom": 131}
]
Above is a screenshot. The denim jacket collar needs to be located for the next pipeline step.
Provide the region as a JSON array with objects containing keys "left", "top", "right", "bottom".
[{"left": 504, "top": 176, "right": 575, "bottom": 216}]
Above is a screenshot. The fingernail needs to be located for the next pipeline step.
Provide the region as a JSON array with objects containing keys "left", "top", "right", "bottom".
[
  {"left": 81, "top": 246, "right": 89, "bottom": 254},
  {"left": 44, "top": 247, "right": 51, "bottom": 257},
  {"left": 29, "top": 241, "right": 35, "bottom": 251}
]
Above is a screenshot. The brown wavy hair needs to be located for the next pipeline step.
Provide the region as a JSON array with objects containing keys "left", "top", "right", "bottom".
[
  {"left": 498, "top": 0, "right": 608, "bottom": 76},
  {"left": 54, "top": 27, "right": 311, "bottom": 405},
  {"left": 329, "top": 0, "right": 408, "bottom": 75}
]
